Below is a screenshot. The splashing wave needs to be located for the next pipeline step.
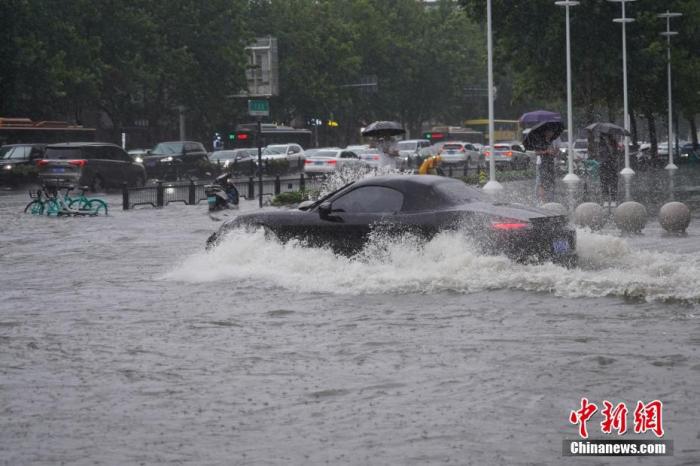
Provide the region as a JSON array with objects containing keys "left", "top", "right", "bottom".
[{"left": 164, "top": 227, "right": 700, "bottom": 302}]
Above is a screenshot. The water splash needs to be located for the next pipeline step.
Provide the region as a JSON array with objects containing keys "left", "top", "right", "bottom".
[
  {"left": 318, "top": 165, "right": 409, "bottom": 197},
  {"left": 164, "top": 227, "right": 700, "bottom": 303}
]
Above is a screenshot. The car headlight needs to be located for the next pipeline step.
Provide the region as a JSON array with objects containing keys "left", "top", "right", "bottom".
[
  {"left": 160, "top": 156, "right": 173, "bottom": 162},
  {"left": 223, "top": 160, "right": 230, "bottom": 167},
  {"left": 3, "top": 164, "right": 12, "bottom": 171},
  {"left": 134, "top": 156, "right": 143, "bottom": 163}
]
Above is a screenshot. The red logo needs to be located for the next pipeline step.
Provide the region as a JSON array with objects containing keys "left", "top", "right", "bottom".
[{"left": 570, "top": 398, "right": 664, "bottom": 438}]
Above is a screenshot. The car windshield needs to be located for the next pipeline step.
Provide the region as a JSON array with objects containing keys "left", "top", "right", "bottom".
[
  {"left": 151, "top": 142, "right": 184, "bottom": 155},
  {"left": 435, "top": 179, "right": 486, "bottom": 203},
  {"left": 442, "top": 144, "right": 463, "bottom": 151},
  {"left": 263, "top": 146, "right": 287, "bottom": 155},
  {"left": 0, "top": 146, "right": 12, "bottom": 159},
  {"left": 397, "top": 141, "right": 417, "bottom": 150},
  {"left": 45, "top": 147, "right": 84, "bottom": 159},
  {"left": 310, "top": 150, "right": 338, "bottom": 158}
]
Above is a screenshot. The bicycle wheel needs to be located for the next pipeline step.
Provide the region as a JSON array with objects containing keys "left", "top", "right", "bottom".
[
  {"left": 69, "top": 197, "right": 90, "bottom": 211},
  {"left": 46, "top": 198, "right": 62, "bottom": 216},
  {"left": 85, "top": 199, "right": 108, "bottom": 216},
  {"left": 24, "top": 200, "right": 45, "bottom": 215}
]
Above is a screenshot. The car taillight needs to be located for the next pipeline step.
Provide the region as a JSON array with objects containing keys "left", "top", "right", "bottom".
[
  {"left": 484, "top": 151, "right": 490, "bottom": 157},
  {"left": 68, "top": 159, "right": 87, "bottom": 167},
  {"left": 505, "top": 151, "right": 513, "bottom": 157},
  {"left": 372, "top": 156, "right": 380, "bottom": 160},
  {"left": 327, "top": 160, "right": 337, "bottom": 165},
  {"left": 36, "top": 160, "right": 49, "bottom": 167},
  {"left": 304, "top": 159, "right": 313, "bottom": 164},
  {"left": 491, "top": 221, "right": 530, "bottom": 231}
]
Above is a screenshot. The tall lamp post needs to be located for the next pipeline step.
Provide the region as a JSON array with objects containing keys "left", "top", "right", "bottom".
[
  {"left": 483, "top": 0, "right": 503, "bottom": 193},
  {"left": 608, "top": 0, "right": 635, "bottom": 176},
  {"left": 556, "top": 0, "right": 580, "bottom": 183},
  {"left": 658, "top": 11, "right": 682, "bottom": 170}
]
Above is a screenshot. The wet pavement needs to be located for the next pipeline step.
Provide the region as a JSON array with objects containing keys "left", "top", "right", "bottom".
[{"left": 1, "top": 168, "right": 699, "bottom": 465}]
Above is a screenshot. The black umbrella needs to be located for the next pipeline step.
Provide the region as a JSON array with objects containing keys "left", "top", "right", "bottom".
[
  {"left": 585, "top": 122, "right": 630, "bottom": 137},
  {"left": 361, "top": 121, "right": 405, "bottom": 138},
  {"left": 522, "top": 120, "right": 565, "bottom": 151}
]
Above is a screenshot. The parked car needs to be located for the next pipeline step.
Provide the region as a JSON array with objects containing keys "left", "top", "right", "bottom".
[
  {"left": 395, "top": 139, "right": 431, "bottom": 166},
  {"left": 142, "top": 141, "right": 208, "bottom": 180},
  {"left": 37, "top": 142, "right": 146, "bottom": 191},
  {"left": 357, "top": 148, "right": 396, "bottom": 170},
  {"left": 303, "top": 148, "right": 366, "bottom": 174},
  {"left": 0, "top": 143, "right": 45, "bottom": 186},
  {"left": 209, "top": 148, "right": 258, "bottom": 168},
  {"left": 438, "top": 141, "right": 481, "bottom": 166},
  {"left": 559, "top": 139, "right": 588, "bottom": 161},
  {"left": 262, "top": 144, "right": 305, "bottom": 162},
  {"left": 207, "top": 175, "right": 577, "bottom": 266},
  {"left": 483, "top": 143, "right": 530, "bottom": 169}
]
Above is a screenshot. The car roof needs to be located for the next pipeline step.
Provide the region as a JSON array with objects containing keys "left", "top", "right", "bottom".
[
  {"left": 46, "top": 142, "right": 119, "bottom": 148},
  {"left": 1, "top": 143, "right": 45, "bottom": 148}
]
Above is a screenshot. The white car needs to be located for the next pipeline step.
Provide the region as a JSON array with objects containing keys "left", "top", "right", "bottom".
[
  {"left": 395, "top": 139, "right": 431, "bottom": 166},
  {"left": 304, "top": 148, "right": 366, "bottom": 174},
  {"left": 357, "top": 148, "right": 396, "bottom": 170},
  {"left": 438, "top": 141, "right": 481, "bottom": 165},
  {"left": 262, "top": 143, "right": 305, "bottom": 162},
  {"left": 483, "top": 143, "right": 530, "bottom": 169}
]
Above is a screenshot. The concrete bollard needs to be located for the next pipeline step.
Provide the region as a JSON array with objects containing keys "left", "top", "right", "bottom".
[
  {"left": 658, "top": 201, "right": 690, "bottom": 233},
  {"left": 613, "top": 201, "right": 647, "bottom": 234},
  {"left": 574, "top": 202, "right": 606, "bottom": 230},
  {"left": 541, "top": 202, "right": 568, "bottom": 216}
]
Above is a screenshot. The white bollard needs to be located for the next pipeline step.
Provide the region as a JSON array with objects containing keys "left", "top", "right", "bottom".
[
  {"left": 541, "top": 202, "right": 568, "bottom": 216},
  {"left": 574, "top": 202, "right": 606, "bottom": 230},
  {"left": 613, "top": 201, "right": 647, "bottom": 234},
  {"left": 658, "top": 201, "right": 690, "bottom": 233}
]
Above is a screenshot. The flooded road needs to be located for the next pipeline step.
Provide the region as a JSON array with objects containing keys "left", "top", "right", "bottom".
[{"left": 1, "top": 177, "right": 699, "bottom": 465}]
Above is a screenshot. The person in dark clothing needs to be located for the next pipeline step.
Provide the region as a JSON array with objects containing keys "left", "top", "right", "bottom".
[
  {"left": 597, "top": 134, "right": 620, "bottom": 205},
  {"left": 535, "top": 129, "right": 560, "bottom": 203}
]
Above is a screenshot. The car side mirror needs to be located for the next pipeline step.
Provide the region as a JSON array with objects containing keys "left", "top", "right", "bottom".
[{"left": 318, "top": 201, "right": 333, "bottom": 219}]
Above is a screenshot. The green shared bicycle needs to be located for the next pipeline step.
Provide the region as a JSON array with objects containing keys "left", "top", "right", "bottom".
[{"left": 24, "top": 185, "right": 108, "bottom": 216}]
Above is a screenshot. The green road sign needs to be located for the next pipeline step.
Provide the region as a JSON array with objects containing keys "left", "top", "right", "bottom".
[{"left": 248, "top": 99, "right": 269, "bottom": 117}]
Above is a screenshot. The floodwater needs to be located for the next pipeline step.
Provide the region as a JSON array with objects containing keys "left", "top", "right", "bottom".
[{"left": 1, "top": 172, "right": 699, "bottom": 465}]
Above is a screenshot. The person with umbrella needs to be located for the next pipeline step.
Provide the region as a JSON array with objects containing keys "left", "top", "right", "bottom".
[
  {"left": 585, "top": 123, "right": 627, "bottom": 207},
  {"left": 523, "top": 121, "right": 564, "bottom": 203}
]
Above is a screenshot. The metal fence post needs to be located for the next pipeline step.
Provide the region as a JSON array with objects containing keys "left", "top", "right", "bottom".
[
  {"left": 188, "top": 179, "right": 196, "bottom": 205},
  {"left": 248, "top": 177, "right": 255, "bottom": 199},
  {"left": 274, "top": 175, "right": 281, "bottom": 195},
  {"left": 448, "top": 166, "right": 453, "bottom": 178},
  {"left": 156, "top": 181, "right": 164, "bottom": 207},
  {"left": 122, "top": 182, "right": 129, "bottom": 210},
  {"left": 464, "top": 163, "right": 469, "bottom": 177},
  {"left": 300, "top": 173, "right": 305, "bottom": 192}
]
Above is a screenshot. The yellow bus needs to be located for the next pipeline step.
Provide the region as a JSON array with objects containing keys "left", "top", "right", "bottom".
[{"left": 463, "top": 119, "right": 521, "bottom": 142}]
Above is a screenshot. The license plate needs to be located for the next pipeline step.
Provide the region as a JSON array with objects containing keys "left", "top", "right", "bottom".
[
  {"left": 553, "top": 239, "right": 569, "bottom": 254},
  {"left": 51, "top": 167, "right": 65, "bottom": 173},
  {"left": 315, "top": 161, "right": 323, "bottom": 165},
  {"left": 146, "top": 161, "right": 156, "bottom": 167},
  {"left": 207, "top": 196, "right": 216, "bottom": 204}
]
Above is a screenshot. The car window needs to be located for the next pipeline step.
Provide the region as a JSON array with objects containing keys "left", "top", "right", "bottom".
[
  {"left": 45, "top": 147, "right": 85, "bottom": 159},
  {"left": 115, "top": 147, "right": 131, "bottom": 161},
  {"left": 332, "top": 186, "right": 403, "bottom": 213},
  {"left": 340, "top": 151, "right": 357, "bottom": 159},
  {"left": 397, "top": 141, "right": 417, "bottom": 150},
  {"left": 152, "top": 142, "right": 184, "bottom": 155},
  {"left": 5, "top": 146, "right": 30, "bottom": 160}
]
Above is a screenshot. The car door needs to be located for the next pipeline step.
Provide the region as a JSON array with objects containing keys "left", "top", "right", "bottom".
[{"left": 315, "top": 186, "right": 405, "bottom": 253}]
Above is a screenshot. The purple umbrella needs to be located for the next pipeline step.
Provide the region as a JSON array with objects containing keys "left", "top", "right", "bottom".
[{"left": 519, "top": 110, "right": 562, "bottom": 127}]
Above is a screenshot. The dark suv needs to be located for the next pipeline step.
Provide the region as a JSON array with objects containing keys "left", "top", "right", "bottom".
[
  {"left": 142, "top": 141, "right": 208, "bottom": 180},
  {"left": 37, "top": 142, "right": 147, "bottom": 191},
  {"left": 1, "top": 144, "right": 45, "bottom": 186}
]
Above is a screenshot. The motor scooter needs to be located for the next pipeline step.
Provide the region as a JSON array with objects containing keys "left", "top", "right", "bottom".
[{"left": 204, "top": 173, "right": 239, "bottom": 211}]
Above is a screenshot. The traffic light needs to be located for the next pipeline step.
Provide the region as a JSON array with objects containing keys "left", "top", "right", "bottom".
[
  {"left": 228, "top": 132, "right": 235, "bottom": 140},
  {"left": 327, "top": 120, "right": 339, "bottom": 127}
]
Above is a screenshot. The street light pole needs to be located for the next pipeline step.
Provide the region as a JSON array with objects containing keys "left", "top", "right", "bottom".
[
  {"left": 658, "top": 11, "right": 682, "bottom": 170},
  {"left": 609, "top": 0, "right": 635, "bottom": 176},
  {"left": 483, "top": 0, "right": 502, "bottom": 194},
  {"left": 556, "top": 1, "right": 580, "bottom": 183}
]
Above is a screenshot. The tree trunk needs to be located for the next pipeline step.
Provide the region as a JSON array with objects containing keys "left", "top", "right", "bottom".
[
  {"left": 687, "top": 115, "right": 698, "bottom": 149},
  {"left": 629, "top": 107, "right": 638, "bottom": 146},
  {"left": 645, "top": 110, "right": 657, "bottom": 157}
]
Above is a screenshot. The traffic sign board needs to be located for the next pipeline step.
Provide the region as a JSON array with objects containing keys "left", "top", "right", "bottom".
[{"left": 248, "top": 99, "right": 269, "bottom": 117}]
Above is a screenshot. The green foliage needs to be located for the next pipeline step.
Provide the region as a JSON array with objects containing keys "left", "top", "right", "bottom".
[{"left": 271, "top": 189, "right": 317, "bottom": 206}]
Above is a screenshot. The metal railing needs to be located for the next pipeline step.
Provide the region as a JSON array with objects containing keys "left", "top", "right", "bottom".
[{"left": 121, "top": 173, "right": 320, "bottom": 209}]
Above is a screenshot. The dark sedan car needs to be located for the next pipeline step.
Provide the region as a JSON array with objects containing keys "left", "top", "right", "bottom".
[
  {"left": 37, "top": 142, "right": 146, "bottom": 191},
  {"left": 142, "top": 141, "right": 208, "bottom": 180},
  {"left": 1, "top": 144, "right": 45, "bottom": 186},
  {"left": 207, "top": 175, "right": 577, "bottom": 265}
]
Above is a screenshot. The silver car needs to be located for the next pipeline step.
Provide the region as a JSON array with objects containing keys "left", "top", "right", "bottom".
[
  {"left": 357, "top": 148, "right": 396, "bottom": 170},
  {"left": 304, "top": 149, "right": 366, "bottom": 174},
  {"left": 439, "top": 141, "right": 481, "bottom": 166}
]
